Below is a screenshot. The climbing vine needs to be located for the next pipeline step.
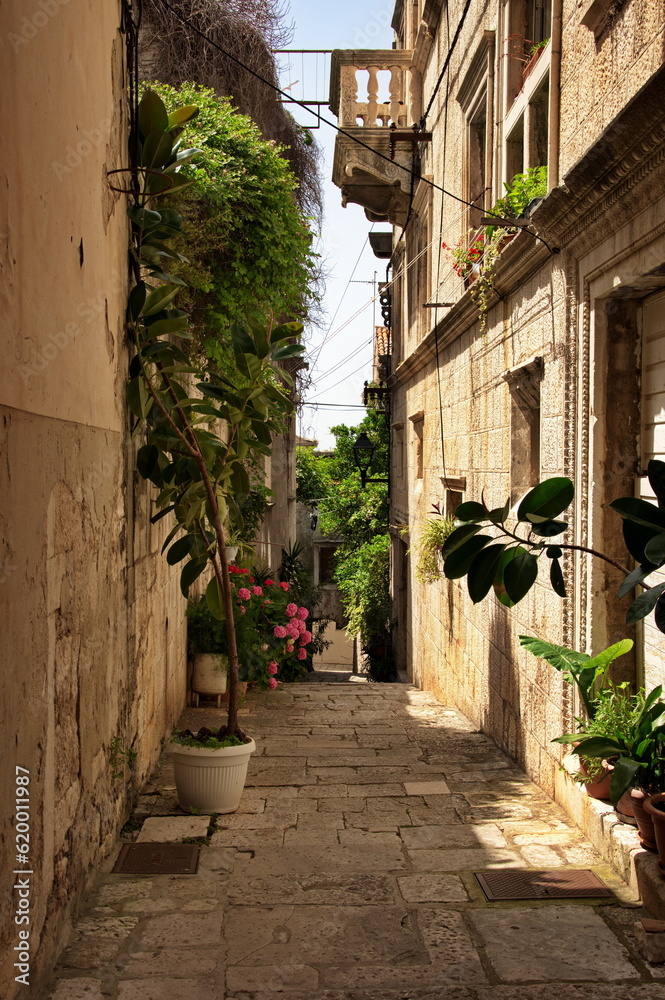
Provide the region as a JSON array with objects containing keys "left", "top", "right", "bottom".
[{"left": 141, "top": 81, "right": 318, "bottom": 361}]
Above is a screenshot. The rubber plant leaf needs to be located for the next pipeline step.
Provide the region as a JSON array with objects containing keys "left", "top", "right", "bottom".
[
  {"left": 180, "top": 558, "right": 207, "bottom": 598},
  {"left": 454, "top": 501, "right": 487, "bottom": 522},
  {"left": 648, "top": 459, "right": 665, "bottom": 509},
  {"left": 644, "top": 531, "right": 665, "bottom": 567},
  {"left": 444, "top": 534, "right": 493, "bottom": 579},
  {"left": 167, "top": 105, "right": 199, "bottom": 127},
  {"left": 626, "top": 582, "right": 665, "bottom": 623},
  {"left": 517, "top": 478, "right": 574, "bottom": 522},
  {"left": 441, "top": 523, "right": 483, "bottom": 559},
  {"left": 618, "top": 563, "right": 654, "bottom": 599},
  {"left": 529, "top": 519, "right": 568, "bottom": 537},
  {"left": 610, "top": 497, "right": 665, "bottom": 532},
  {"left": 655, "top": 593, "right": 665, "bottom": 635},
  {"left": 503, "top": 547, "right": 539, "bottom": 604},
  {"left": 206, "top": 576, "right": 225, "bottom": 622},
  {"left": 550, "top": 557, "right": 567, "bottom": 598},
  {"left": 467, "top": 544, "right": 506, "bottom": 603}
]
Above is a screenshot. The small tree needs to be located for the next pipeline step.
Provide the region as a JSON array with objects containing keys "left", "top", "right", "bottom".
[{"left": 127, "top": 90, "right": 306, "bottom": 738}]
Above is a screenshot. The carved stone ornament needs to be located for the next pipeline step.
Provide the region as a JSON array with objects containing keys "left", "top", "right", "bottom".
[{"left": 501, "top": 357, "right": 543, "bottom": 411}]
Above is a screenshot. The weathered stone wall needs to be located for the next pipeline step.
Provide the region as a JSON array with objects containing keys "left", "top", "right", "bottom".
[
  {"left": 0, "top": 3, "right": 186, "bottom": 996},
  {"left": 387, "top": 0, "right": 665, "bottom": 796},
  {"left": 559, "top": 0, "right": 665, "bottom": 177}
]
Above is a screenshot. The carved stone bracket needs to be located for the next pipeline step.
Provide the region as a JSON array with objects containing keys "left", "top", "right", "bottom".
[{"left": 501, "top": 357, "right": 543, "bottom": 411}]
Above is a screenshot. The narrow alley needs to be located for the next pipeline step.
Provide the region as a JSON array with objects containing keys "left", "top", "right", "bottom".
[{"left": 42, "top": 680, "right": 665, "bottom": 1000}]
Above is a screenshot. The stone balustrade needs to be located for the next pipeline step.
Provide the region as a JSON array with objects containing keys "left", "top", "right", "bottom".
[
  {"left": 329, "top": 49, "right": 419, "bottom": 226},
  {"left": 329, "top": 49, "right": 417, "bottom": 129}
]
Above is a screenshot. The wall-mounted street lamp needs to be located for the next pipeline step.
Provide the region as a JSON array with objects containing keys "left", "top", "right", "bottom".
[{"left": 352, "top": 432, "right": 389, "bottom": 490}]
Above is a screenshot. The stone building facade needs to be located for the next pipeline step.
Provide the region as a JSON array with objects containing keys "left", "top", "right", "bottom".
[
  {"left": 0, "top": 3, "right": 187, "bottom": 996},
  {"left": 330, "top": 0, "right": 665, "bottom": 801}
]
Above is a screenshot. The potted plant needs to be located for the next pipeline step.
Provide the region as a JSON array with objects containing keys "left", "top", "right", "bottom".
[
  {"left": 643, "top": 792, "right": 665, "bottom": 869},
  {"left": 187, "top": 595, "right": 230, "bottom": 707},
  {"left": 519, "top": 635, "right": 633, "bottom": 800},
  {"left": 554, "top": 686, "right": 665, "bottom": 853},
  {"left": 127, "top": 89, "right": 310, "bottom": 813},
  {"left": 442, "top": 230, "right": 486, "bottom": 282}
]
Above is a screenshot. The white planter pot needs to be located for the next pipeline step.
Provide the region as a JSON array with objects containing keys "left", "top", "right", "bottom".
[
  {"left": 191, "top": 653, "right": 228, "bottom": 708},
  {"left": 170, "top": 739, "right": 256, "bottom": 813},
  {"left": 225, "top": 546, "right": 238, "bottom": 562}
]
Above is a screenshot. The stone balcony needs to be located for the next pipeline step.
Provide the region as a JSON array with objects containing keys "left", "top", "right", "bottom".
[{"left": 329, "top": 49, "right": 420, "bottom": 226}]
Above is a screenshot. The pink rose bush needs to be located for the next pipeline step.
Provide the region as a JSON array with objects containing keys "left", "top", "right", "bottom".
[{"left": 223, "top": 565, "right": 314, "bottom": 691}]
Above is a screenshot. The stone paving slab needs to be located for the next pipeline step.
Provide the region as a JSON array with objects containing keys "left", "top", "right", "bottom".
[
  {"left": 40, "top": 678, "right": 661, "bottom": 1000},
  {"left": 136, "top": 815, "right": 210, "bottom": 842}
]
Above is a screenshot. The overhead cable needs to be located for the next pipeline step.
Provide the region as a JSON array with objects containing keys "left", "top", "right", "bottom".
[{"left": 155, "top": 0, "right": 555, "bottom": 242}]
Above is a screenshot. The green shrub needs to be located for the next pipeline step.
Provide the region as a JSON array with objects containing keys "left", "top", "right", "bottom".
[{"left": 144, "top": 81, "right": 317, "bottom": 358}]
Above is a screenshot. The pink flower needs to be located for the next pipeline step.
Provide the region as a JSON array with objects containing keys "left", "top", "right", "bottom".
[
  {"left": 278, "top": 581, "right": 289, "bottom": 591},
  {"left": 239, "top": 607, "right": 246, "bottom": 615},
  {"left": 286, "top": 624, "right": 300, "bottom": 639},
  {"left": 274, "top": 625, "right": 287, "bottom": 638},
  {"left": 297, "top": 607, "right": 309, "bottom": 620},
  {"left": 297, "top": 648, "right": 307, "bottom": 660},
  {"left": 263, "top": 598, "right": 273, "bottom": 605},
  {"left": 252, "top": 586, "right": 263, "bottom": 596},
  {"left": 286, "top": 602, "right": 298, "bottom": 618},
  {"left": 238, "top": 587, "right": 251, "bottom": 601},
  {"left": 268, "top": 677, "right": 278, "bottom": 690},
  {"left": 286, "top": 644, "right": 294, "bottom": 654},
  {"left": 265, "top": 578, "right": 274, "bottom": 585},
  {"left": 300, "top": 630, "right": 313, "bottom": 645},
  {"left": 249, "top": 576, "right": 255, "bottom": 583},
  {"left": 267, "top": 661, "right": 278, "bottom": 675}
]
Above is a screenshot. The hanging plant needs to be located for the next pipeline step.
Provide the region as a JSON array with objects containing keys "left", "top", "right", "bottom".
[
  {"left": 415, "top": 506, "right": 456, "bottom": 584},
  {"left": 467, "top": 226, "right": 506, "bottom": 332}
]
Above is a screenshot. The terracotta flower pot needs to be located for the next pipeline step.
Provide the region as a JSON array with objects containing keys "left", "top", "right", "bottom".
[
  {"left": 578, "top": 758, "right": 613, "bottom": 800},
  {"left": 616, "top": 790, "right": 637, "bottom": 826},
  {"left": 630, "top": 788, "right": 658, "bottom": 852},
  {"left": 643, "top": 793, "right": 665, "bottom": 869}
]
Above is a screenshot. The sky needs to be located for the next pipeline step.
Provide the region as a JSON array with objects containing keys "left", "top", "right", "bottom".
[{"left": 275, "top": 2, "right": 394, "bottom": 449}]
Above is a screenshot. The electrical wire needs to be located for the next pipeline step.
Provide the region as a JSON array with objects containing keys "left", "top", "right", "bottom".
[
  {"left": 310, "top": 229, "right": 373, "bottom": 371},
  {"left": 311, "top": 335, "right": 374, "bottom": 386},
  {"left": 306, "top": 202, "right": 479, "bottom": 383},
  {"left": 155, "top": 0, "right": 558, "bottom": 251},
  {"left": 422, "top": 0, "right": 473, "bottom": 125},
  {"left": 306, "top": 355, "right": 374, "bottom": 401}
]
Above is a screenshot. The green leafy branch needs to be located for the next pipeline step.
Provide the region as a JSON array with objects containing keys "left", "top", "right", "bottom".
[
  {"left": 126, "top": 89, "right": 306, "bottom": 738},
  {"left": 442, "top": 461, "right": 665, "bottom": 631}
]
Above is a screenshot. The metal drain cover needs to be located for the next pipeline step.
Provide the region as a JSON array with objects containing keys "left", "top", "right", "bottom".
[
  {"left": 112, "top": 842, "right": 200, "bottom": 875},
  {"left": 474, "top": 869, "right": 613, "bottom": 901}
]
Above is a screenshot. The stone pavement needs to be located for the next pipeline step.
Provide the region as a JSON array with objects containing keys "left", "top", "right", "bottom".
[{"left": 41, "top": 680, "right": 665, "bottom": 1000}]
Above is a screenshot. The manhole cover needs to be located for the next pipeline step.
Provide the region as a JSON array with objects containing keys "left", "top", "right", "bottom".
[
  {"left": 474, "top": 869, "right": 613, "bottom": 901},
  {"left": 112, "top": 843, "right": 200, "bottom": 875}
]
